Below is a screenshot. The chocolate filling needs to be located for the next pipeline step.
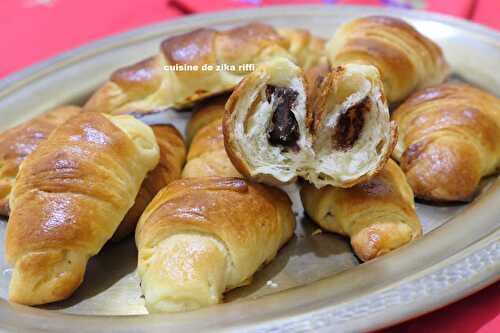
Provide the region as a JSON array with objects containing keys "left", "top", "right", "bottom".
[
  {"left": 266, "top": 85, "right": 300, "bottom": 150},
  {"left": 334, "top": 96, "right": 370, "bottom": 151}
]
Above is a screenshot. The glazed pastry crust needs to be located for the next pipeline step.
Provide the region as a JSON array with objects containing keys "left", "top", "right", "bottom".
[
  {"left": 326, "top": 16, "right": 449, "bottom": 103},
  {"left": 135, "top": 177, "right": 295, "bottom": 313},
  {"left": 6, "top": 112, "right": 159, "bottom": 305},
  {"left": 301, "top": 159, "right": 422, "bottom": 261},
  {"left": 0, "top": 106, "right": 81, "bottom": 216},
  {"left": 185, "top": 96, "right": 227, "bottom": 143},
  {"left": 182, "top": 118, "right": 241, "bottom": 178},
  {"left": 113, "top": 125, "right": 186, "bottom": 241},
  {"left": 392, "top": 84, "right": 500, "bottom": 201},
  {"left": 183, "top": 98, "right": 240, "bottom": 178},
  {"left": 84, "top": 22, "right": 291, "bottom": 115}
]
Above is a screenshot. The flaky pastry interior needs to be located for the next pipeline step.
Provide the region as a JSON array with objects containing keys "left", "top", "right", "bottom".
[
  {"left": 308, "top": 64, "right": 396, "bottom": 188},
  {"left": 224, "top": 57, "right": 313, "bottom": 184}
]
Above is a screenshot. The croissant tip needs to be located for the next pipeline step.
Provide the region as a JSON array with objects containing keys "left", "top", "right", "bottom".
[
  {"left": 8, "top": 250, "right": 87, "bottom": 305},
  {"left": 351, "top": 229, "right": 382, "bottom": 262},
  {"left": 351, "top": 222, "right": 414, "bottom": 262}
]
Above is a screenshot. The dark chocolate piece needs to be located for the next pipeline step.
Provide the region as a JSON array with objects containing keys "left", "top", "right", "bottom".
[
  {"left": 266, "top": 85, "right": 300, "bottom": 150},
  {"left": 334, "top": 97, "right": 370, "bottom": 151}
]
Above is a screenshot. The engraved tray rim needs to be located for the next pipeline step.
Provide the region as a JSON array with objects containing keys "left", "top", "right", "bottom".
[{"left": 0, "top": 5, "right": 499, "bottom": 333}]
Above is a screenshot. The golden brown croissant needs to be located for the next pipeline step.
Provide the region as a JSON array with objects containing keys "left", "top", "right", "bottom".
[
  {"left": 6, "top": 112, "right": 159, "bottom": 305},
  {"left": 277, "top": 28, "right": 326, "bottom": 70},
  {"left": 84, "top": 22, "right": 291, "bottom": 115},
  {"left": 391, "top": 84, "right": 500, "bottom": 201},
  {"left": 185, "top": 96, "right": 227, "bottom": 143},
  {"left": 113, "top": 125, "right": 186, "bottom": 241},
  {"left": 182, "top": 119, "right": 241, "bottom": 178},
  {"left": 224, "top": 57, "right": 396, "bottom": 187},
  {"left": 0, "top": 106, "right": 81, "bottom": 216},
  {"left": 135, "top": 177, "right": 295, "bottom": 312},
  {"left": 301, "top": 159, "right": 422, "bottom": 262},
  {"left": 326, "top": 16, "right": 449, "bottom": 103},
  {"left": 182, "top": 99, "right": 240, "bottom": 178}
]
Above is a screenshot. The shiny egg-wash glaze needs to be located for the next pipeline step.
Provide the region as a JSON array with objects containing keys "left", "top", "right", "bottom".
[
  {"left": 84, "top": 23, "right": 292, "bottom": 115},
  {"left": 0, "top": 106, "right": 81, "bottom": 216},
  {"left": 392, "top": 84, "right": 500, "bottom": 201},
  {"left": 182, "top": 97, "right": 241, "bottom": 178},
  {"left": 5, "top": 112, "right": 159, "bottom": 305},
  {"left": 326, "top": 16, "right": 450, "bottom": 104},
  {"left": 113, "top": 125, "right": 186, "bottom": 241},
  {"left": 301, "top": 159, "right": 422, "bottom": 261},
  {"left": 135, "top": 177, "right": 295, "bottom": 313}
]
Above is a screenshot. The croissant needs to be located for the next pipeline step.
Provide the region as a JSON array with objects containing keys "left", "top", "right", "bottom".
[
  {"left": 392, "top": 84, "right": 500, "bottom": 201},
  {"left": 301, "top": 159, "right": 422, "bottom": 261},
  {"left": 277, "top": 28, "right": 326, "bottom": 70},
  {"left": 182, "top": 100, "right": 240, "bottom": 178},
  {"left": 5, "top": 112, "right": 159, "bottom": 305},
  {"left": 135, "top": 177, "right": 295, "bottom": 313},
  {"left": 326, "top": 16, "right": 450, "bottom": 103},
  {"left": 0, "top": 106, "right": 81, "bottom": 216},
  {"left": 84, "top": 22, "right": 291, "bottom": 115},
  {"left": 113, "top": 125, "right": 186, "bottom": 241},
  {"left": 224, "top": 57, "right": 396, "bottom": 187}
]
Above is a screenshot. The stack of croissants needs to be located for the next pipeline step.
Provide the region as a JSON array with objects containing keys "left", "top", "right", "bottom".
[{"left": 1, "top": 16, "right": 499, "bottom": 313}]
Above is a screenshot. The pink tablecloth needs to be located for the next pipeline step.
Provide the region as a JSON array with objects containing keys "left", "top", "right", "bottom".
[
  {"left": 0, "top": 1, "right": 499, "bottom": 332},
  {"left": 0, "top": 0, "right": 182, "bottom": 78}
]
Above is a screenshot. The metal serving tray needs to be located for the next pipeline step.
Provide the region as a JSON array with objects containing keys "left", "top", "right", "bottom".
[{"left": 0, "top": 5, "right": 498, "bottom": 333}]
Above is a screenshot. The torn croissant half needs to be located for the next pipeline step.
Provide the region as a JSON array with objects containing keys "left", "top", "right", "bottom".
[
  {"left": 224, "top": 57, "right": 312, "bottom": 184},
  {"left": 224, "top": 57, "right": 396, "bottom": 188},
  {"left": 308, "top": 63, "right": 397, "bottom": 188}
]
